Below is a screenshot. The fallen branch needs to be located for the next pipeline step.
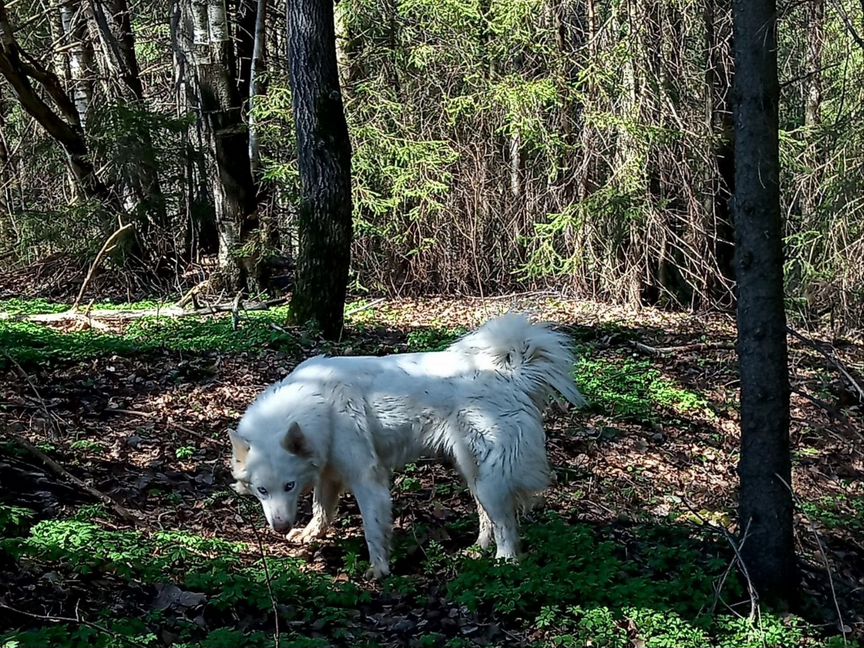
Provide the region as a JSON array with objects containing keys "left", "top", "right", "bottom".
[
  {"left": 0, "top": 601, "right": 150, "bottom": 648},
  {"left": 175, "top": 280, "right": 210, "bottom": 308},
  {"left": 71, "top": 223, "right": 134, "bottom": 311},
  {"left": 102, "top": 408, "right": 210, "bottom": 441},
  {"left": 787, "top": 326, "right": 864, "bottom": 405},
  {"left": 790, "top": 387, "right": 864, "bottom": 443},
  {"left": 7, "top": 432, "right": 138, "bottom": 523},
  {"left": 630, "top": 340, "right": 735, "bottom": 356},
  {"left": 344, "top": 297, "right": 386, "bottom": 319}
]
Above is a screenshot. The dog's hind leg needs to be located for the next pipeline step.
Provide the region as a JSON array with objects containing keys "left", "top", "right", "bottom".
[
  {"left": 474, "top": 478, "right": 520, "bottom": 560},
  {"left": 351, "top": 475, "right": 393, "bottom": 579},
  {"left": 287, "top": 476, "right": 342, "bottom": 544}
]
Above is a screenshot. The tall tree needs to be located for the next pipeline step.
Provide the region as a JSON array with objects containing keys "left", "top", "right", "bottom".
[
  {"left": 287, "top": 0, "right": 353, "bottom": 338},
  {"left": 187, "top": 0, "right": 261, "bottom": 289},
  {"left": 86, "top": 0, "right": 168, "bottom": 230},
  {"left": 732, "top": 0, "right": 798, "bottom": 604}
]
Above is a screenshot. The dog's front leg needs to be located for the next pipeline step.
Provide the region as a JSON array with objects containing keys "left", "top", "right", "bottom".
[
  {"left": 473, "top": 495, "right": 494, "bottom": 549},
  {"left": 351, "top": 478, "right": 393, "bottom": 579},
  {"left": 287, "top": 477, "right": 341, "bottom": 544}
]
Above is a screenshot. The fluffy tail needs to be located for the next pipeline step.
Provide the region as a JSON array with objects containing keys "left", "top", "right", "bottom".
[{"left": 449, "top": 313, "right": 586, "bottom": 408}]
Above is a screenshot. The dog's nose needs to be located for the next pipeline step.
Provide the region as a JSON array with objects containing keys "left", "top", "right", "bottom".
[{"left": 271, "top": 521, "right": 291, "bottom": 533}]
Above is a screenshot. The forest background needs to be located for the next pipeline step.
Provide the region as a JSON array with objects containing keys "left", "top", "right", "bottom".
[{"left": 1, "top": 0, "right": 861, "bottom": 335}]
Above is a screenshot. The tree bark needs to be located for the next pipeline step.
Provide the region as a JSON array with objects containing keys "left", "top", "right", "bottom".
[
  {"left": 732, "top": 0, "right": 798, "bottom": 606},
  {"left": 235, "top": 0, "right": 257, "bottom": 102},
  {"left": 89, "top": 0, "right": 168, "bottom": 230},
  {"left": 187, "top": 0, "right": 260, "bottom": 289},
  {"left": 247, "top": 0, "right": 266, "bottom": 176},
  {"left": 58, "top": 0, "right": 95, "bottom": 128},
  {"left": 287, "top": 0, "right": 353, "bottom": 339}
]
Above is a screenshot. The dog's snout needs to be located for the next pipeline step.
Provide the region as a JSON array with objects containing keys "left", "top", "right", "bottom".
[{"left": 270, "top": 516, "right": 293, "bottom": 533}]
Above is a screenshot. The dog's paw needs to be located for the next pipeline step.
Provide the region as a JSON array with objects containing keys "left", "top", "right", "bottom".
[
  {"left": 231, "top": 480, "right": 251, "bottom": 495},
  {"left": 364, "top": 564, "right": 390, "bottom": 580},
  {"left": 286, "top": 526, "right": 321, "bottom": 544}
]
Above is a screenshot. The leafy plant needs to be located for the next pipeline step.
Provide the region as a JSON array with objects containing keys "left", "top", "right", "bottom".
[
  {"left": 175, "top": 445, "right": 196, "bottom": 460},
  {"left": 0, "top": 505, "right": 34, "bottom": 537},
  {"left": 573, "top": 354, "right": 711, "bottom": 424}
]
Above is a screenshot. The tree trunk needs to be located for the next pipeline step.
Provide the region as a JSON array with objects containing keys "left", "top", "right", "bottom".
[
  {"left": 732, "top": 0, "right": 798, "bottom": 606},
  {"left": 187, "top": 0, "right": 261, "bottom": 289},
  {"left": 59, "top": 0, "right": 96, "bottom": 128},
  {"left": 90, "top": 0, "right": 168, "bottom": 230},
  {"left": 234, "top": 0, "right": 257, "bottom": 102},
  {"left": 247, "top": 0, "right": 266, "bottom": 176},
  {"left": 287, "top": 0, "right": 353, "bottom": 339}
]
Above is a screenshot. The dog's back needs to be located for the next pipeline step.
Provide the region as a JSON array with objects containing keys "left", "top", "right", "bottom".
[{"left": 447, "top": 313, "right": 585, "bottom": 408}]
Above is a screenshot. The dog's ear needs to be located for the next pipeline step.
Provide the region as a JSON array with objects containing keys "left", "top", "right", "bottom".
[
  {"left": 282, "top": 422, "right": 312, "bottom": 457},
  {"left": 228, "top": 429, "right": 250, "bottom": 464}
]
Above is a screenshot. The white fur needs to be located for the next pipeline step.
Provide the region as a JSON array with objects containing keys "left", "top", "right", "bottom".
[{"left": 229, "top": 313, "right": 585, "bottom": 578}]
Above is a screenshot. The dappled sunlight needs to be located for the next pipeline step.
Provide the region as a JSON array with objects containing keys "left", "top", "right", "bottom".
[{"left": 2, "top": 296, "right": 862, "bottom": 646}]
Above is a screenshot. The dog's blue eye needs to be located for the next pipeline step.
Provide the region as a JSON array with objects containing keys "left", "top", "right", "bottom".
[
  {"left": 257, "top": 486, "right": 268, "bottom": 496},
  {"left": 284, "top": 481, "right": 295, "bottom": 492}
]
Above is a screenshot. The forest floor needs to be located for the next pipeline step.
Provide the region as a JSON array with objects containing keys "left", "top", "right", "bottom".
[{"left": 0, "top": 291, "right": 862, "bottom": 648}]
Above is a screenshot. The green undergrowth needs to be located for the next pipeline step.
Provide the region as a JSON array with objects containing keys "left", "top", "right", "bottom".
[
  {"left": 0, "top": 298, "right": 169, "bottom": 317},
  {"left": 1, "top": 513, "right": 367, "bottom": 648},
  {"left": 447, "top": 514, "right": 847, "bottom": 648},
  {"left": 0, "top": 304, "right": 301, "bottom": 368},
  {"left": 1, "top": 297, "right": 474, "bottom": 368},
  {"left": 574, "top": 349, "right": 713, "bottom": 425},
  {"left": 801, "top": 494, "right": 864, "bottom": 534},
  {"left": 405, "top": 326, "right": 467, "bottom": 352},
  {"left": 1, "top": 507, "right": 852, "bottom": 648}
]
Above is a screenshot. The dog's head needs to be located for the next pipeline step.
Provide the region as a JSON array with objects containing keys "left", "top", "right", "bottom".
[{"left": 229, "top": 421, "right": 318, "bottom": 532}]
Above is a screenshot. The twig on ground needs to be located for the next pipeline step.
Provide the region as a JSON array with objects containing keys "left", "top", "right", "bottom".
[
  {"left": 4, "top": 352, "right": 64, "bottom": 437},
  {"left": 269, "top": 322, "right": 291, "bottom": 336},
  {"left": 7, "top": 431, "right": 139, "bottom": 523},
  {"left": 681, "top": 497, "right": 759, "bottom": 622},
  {"left": 3, "top": 354, "right": 137, "bottom": 522},
  {"left": 630, "top": 340, "right": 735, "bottom": 356},
  {"left": 344, "top": 298, "right": 386, "bottom": 319},
  {"left": 787, "top": 326, "right": 864, "bottom": 405},
  {"left": 102, "top": 408, "right": 210, "bottom": 441},
  {"left": 468, "top": 289, "right": 561, "bottom": 302},
  {"left": 790, "top": 387, "right": 864, "bottom": 443},
  {"left": 775, "top": 472, "right": 849, "bottom": 643},
  {"left": 71, "top": 223, "right": 134, "bottom": 310},
  {"left": 232, "top": 500, "right": 281, "bottom": 648},
  {"left": 0, "top": 601, "right": 150, "bottom": 648}
]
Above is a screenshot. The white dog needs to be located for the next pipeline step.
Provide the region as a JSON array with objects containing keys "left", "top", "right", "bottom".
[{"left": 229, "top": 313, "right": 584, "bottom": 578}]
